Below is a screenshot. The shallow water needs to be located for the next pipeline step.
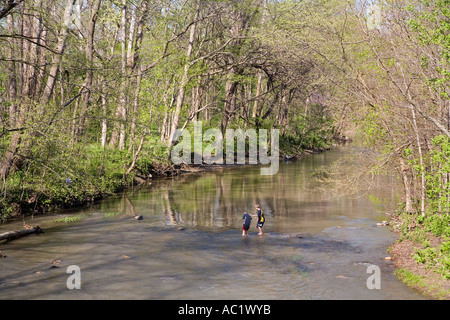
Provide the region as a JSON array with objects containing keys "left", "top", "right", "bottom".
[{"left": 0, "top": 147, "right": 426, "bottom": 299}]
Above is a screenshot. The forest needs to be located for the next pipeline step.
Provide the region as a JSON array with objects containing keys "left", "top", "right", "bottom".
[{"left": 0, "top": 0, "right": 449, "bottom": 285}]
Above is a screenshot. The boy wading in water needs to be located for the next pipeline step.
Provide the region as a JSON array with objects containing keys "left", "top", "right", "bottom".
[
  {"left": 242, "top": 210, "right": 252, "bottom": 236},
  {"left": 254, "top": 204, "right": 265, "bottom": 235}
]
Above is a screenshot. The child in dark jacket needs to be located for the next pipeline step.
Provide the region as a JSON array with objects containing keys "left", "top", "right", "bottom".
[{"left": 242, "top": 210, "right": 252, "bottom": 236}]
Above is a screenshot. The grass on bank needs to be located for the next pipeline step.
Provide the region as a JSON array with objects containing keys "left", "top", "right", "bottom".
[
  {"left": 396, "top": 212, "right": 450, "bottom": 279},
  {"left": 0, "top": 135, "right": 170, "bottom": 221},
  {"left": 392, "top": 210, "right": 450, "bottom": 299},
  {"left": 394, "top": 268, "right": 448, "bottom": 300}
]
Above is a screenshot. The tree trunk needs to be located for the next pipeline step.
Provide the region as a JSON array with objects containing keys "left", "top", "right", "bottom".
[
  {"left": 168, "top": 0, "right": 200, "bottom": 147},
  {"left": 0, "top": 226, "right": 43, "bottom": 242},
  {"left": 40, "top": 0, "right": 75, "bottom": 106},
  {"left": 34, "top": 25, "right": 47, "bottom": 99},
  {"left": 77, "top": 0, "right": 102, "bottom": 138},
  {"left": 221, "top": 68, "right": 239, "bottom": 133},
  {"left": 411, "top": 105, "right": 426, "bottom": 216},
  {"left": 25, "top": 0, "right": 43, "bottom": 100},
  {"left": 101, "top": 80, "right": 108, "bottom": 148},
  {"left": 399, "top": 157, "right": 413, "bottom": 213},
  {"left": 7, "top": 13, "right": 17, "bottom": 127},
  {"left": 252, "top": 70, "right": 263, "bottom": 118},
  {"left": 191, "top": 77, "right": 201, "bottom": 121},
  {"left": 128, "top": 2, "right": 148, "bottom": 148},
  {"left": 0, "top": 128, "right": 22, "bottom": 180},
  {"left": 110, "top": 0, "right": 128, "bottom": 150},
  {"left": 129, "top": 65, "right": 143, "bottom": 149}
]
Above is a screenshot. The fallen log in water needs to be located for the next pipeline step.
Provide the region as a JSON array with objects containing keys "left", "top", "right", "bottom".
[{"left": 0, "top": 226, "right": 43, "bottom": 242}]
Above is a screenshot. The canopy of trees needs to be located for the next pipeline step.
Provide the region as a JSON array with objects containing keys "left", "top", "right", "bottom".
[{"left": 0, "top": 0, "right": 448, "bottom": 223}]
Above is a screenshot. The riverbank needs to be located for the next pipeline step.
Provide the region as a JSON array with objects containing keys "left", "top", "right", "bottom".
[
  {"left": 0, "top": 145, "right": 329, "bottom": 223},
  {"left": 389, "top": 212, "right": 450, "bottom": 300}
]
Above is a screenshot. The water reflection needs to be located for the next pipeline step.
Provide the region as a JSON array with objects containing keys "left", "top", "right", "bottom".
[
  {"left": 113, "top": 149, "right": 399, "bottom": 234},
  {"left": 0, "top": 147, "right": 423, "bottom": 300}
]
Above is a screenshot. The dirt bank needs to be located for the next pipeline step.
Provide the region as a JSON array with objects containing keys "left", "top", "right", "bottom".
[{"left": 390, "top": 236, "right": 450, "bottom": 300}]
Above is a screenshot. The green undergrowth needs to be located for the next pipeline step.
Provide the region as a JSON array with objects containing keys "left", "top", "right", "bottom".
[
  {"left": 395, "top": 210, "right": 450, "bottom": 280},
  {"left": 0, "top": 137, "right": 170, "bottom": 222},
  {"left": 0, "top": 117, "right": 335, "bottom": 222}
]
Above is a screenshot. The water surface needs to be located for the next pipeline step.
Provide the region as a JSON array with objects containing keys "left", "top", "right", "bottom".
[{"left": 0, "top": 147, "right": 426, "bottom": 299}]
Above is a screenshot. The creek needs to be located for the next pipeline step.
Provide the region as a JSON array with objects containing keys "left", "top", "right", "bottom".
[{"left": 0, "top": 146, "right": 426, "bottom": 299}]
